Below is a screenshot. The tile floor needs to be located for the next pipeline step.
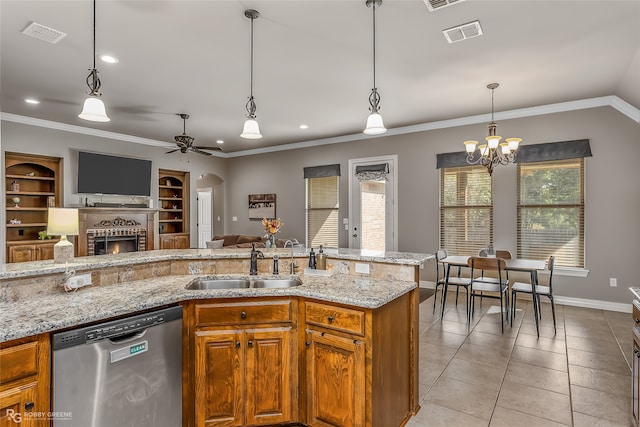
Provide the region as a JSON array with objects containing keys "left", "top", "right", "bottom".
[{"left": 407, "top": 290, "right": 633, "bottom": 427}]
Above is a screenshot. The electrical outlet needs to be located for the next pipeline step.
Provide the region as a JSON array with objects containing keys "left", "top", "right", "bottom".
[
  {"left": 355, "top": 263, "right": 370, "bottom": 275},
  {"left": 610, "top": 277, "right": 617, "bottom": 287},
  {"left": 67, "top": 273, "right": 92, "bottom": 289}
]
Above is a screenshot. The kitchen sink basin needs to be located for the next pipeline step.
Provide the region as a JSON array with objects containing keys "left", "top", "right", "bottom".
[
  {"left": 252, "top": 278, "right": 302, "bottom": 288},
  {"left": 186, "top": 279, "right": 251, "bottom": 290},
  {"left": 186, "top": 277, "right": 302, "bottom": 290}
]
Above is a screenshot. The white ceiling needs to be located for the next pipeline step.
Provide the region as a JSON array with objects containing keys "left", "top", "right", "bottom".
[{"left": 2, "top": 0, "right": 639, "bottom": 154}]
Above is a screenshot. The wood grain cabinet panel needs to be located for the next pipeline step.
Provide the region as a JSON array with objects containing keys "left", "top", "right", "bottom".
[{"left": 305, "top": 302, "right": 365, "bottom": 336}]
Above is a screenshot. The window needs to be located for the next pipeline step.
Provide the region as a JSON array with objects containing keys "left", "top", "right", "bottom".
[
  {"left": 517, "top": 158, "right": 585, "bottom": 268},
  {"left": 440, "top": 165, "right": 493, "bottom": 256},
  {"left": 306, "top": 176, "right": 339, "bottom": 248}
]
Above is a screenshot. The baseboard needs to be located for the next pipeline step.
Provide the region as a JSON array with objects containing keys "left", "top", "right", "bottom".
[
  {"left": 554, "top": 295, "right": 631, "bottom": 313},
  {"left": 419, "top": 280, "right": 436, "bottom": 289}
]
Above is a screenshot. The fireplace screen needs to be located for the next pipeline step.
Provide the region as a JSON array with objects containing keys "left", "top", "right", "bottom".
[{"left": 94, "top": 235, "right": 139, "bottom": 255}]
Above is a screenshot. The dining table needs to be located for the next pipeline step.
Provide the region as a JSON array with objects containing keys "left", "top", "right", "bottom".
[{"left": 440, "top": 255, "right": 548, "bottom": 336}]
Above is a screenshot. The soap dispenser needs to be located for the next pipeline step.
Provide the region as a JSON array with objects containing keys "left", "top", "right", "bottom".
[
  {"left": 308, "top": 247, "right": 317, "bottom": 269},
  {"left": 317, "top": 245, "right": 327, "bottom": 270}
]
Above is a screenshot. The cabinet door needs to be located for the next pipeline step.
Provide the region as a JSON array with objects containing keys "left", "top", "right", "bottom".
[
  {"left": 175, "top": 234, "right": 190, "bottom": 249},
  {"left": 35, "top": 243, "right": 55, "bottom": 261},
  {"left": 245, "top": 327, "right": 292, "bottom": 425},
  {"left": 194, "top": 330, "right": 244, "bottom": 427},
  {"left": 0, "top": 382, "right": 38, "bottom": 427},
  {"left": 159, "top": 235, "right": 175, "bottom": 249},
  {"left": 306, "top": 330, "right": 365, "bottom": 427},
  {"left": 634, "top": 337, "right": 640, "bottom": 425},
  {"left": 8, "top": 245, "right": 35, "bottom": 263}
]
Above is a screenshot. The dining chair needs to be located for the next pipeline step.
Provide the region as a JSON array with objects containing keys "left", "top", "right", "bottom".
[
  {"left": 440, "top": 256, "right": 472, "bottom": 320},
  {"left": 476, "top": 249, "right": 512, "bottom": 284},
  {"left": 469, "top": 256, "right": 510, "bottom": 332},
  {"left": 433, "top": 249, "right": 448, "bottom": 313},
  {"left": 511, "top": 256, "right": 556, "bottom": 332}
]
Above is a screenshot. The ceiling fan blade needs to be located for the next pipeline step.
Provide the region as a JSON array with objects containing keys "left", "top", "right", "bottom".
[
  {"left": 193, "top": 145, "right": 223, "bottom": 152},
  {"left": 165, "top": 148, "right": 181, "bottom": 154},
  {"left": 191, "top": 147, "right": 212, "bottom": 156}
]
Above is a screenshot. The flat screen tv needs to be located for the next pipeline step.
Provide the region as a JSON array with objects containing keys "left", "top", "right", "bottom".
[{"left": 77, "top": 151, "right": 152, "bottom": 197}]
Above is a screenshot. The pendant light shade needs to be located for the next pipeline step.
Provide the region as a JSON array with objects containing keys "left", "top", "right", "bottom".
[
  {"left": 363, "top": 0, "right": 387, "bottom": 135},
  {"left": 241, "top": 9, "right": 262, "bottom": 139},
  {"left": 79, "top": 0, "right": 109, "bottom": 122}
]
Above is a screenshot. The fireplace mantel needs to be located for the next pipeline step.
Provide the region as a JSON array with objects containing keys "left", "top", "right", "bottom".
[{"left": 77, "top": 208, "right": 157, "bottom": 257}]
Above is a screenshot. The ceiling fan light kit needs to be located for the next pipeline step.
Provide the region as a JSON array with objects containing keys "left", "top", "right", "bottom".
[
  {"left": 240, "top": 9, "right": 263, "bottom": 140},
  {"left": 78, "top": 0, "right": 110, "bottom": 123}
]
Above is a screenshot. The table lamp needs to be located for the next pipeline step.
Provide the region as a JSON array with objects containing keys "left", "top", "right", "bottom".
[{"left": 47, "top": 208, "right": 79, "bottom": 264}]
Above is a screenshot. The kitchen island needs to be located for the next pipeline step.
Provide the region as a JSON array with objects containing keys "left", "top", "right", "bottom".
[{"left": 0, "top": 248, "right": 432, "bottom": 427}]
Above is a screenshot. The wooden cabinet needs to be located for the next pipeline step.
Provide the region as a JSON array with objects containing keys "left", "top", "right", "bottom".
[
  {"left": 159, "top": 233, "right": 190, "bottom": 249},
  {"left": 158, "top": 169, "right": 189, "bottom": 248},
  {"left": 5, "top": 152, "right": 62, "bottom": 263},
  {"left": 6, "top": 241, "right": 57, "bottom": 263},
  {"left": 188, "top": 299, "right": 297, "bottom": 427},
  {"left": 0, "top": 335, "right": 50, "bottom": 426},
  {"left": 302, "top": 292, "right": 418, "bottom": 427}
]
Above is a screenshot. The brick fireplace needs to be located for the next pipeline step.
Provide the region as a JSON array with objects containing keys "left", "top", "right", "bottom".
[{"left": 77, "top": 208, "right": 157, "bottom": 257}]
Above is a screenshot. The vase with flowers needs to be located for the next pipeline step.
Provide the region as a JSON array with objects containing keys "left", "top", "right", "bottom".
[{"left": 262, "top": 217, "right": 283, "bottom": 248}]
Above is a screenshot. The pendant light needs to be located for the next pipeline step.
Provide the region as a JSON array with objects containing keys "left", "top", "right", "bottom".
[
  {"left": 363, "top": 0, "right": 387, "bottom": 135},
  {"left": 240, "top": 9, "right": 262, "bottom": 139},
  {"left": 78, "top": 0, "right": 110, "bottom": 122}
]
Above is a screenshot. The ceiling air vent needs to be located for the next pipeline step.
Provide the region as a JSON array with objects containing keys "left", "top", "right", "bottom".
[
  {"left": 21, "top": 22, "right": 67, "bottom": 44},
  {"left": 423, "top": 0, "right": 466, "bottom": 12},
  {"left": 442, "top": 20, "right": 483, "bottom": 44}
]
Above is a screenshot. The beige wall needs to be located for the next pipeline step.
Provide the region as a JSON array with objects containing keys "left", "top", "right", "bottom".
[{"left": 2, "top": 106, "right": 639, "bottom": 304}]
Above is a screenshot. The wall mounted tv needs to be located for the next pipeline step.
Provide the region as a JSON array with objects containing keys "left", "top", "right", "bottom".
[{"left": 77, "top": 151, "right": 152, "bottom": 197}]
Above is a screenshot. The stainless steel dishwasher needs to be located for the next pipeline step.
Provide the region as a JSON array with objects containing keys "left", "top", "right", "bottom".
[{"left": 52, "top": 306, "right": 182, "bottom": 427}]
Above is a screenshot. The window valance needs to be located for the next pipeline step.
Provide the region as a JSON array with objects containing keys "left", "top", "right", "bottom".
[
  {"left": 303, "top": 164, "right": 341, "bottom": 179},
  {"left": 355, "top": 163, "right": 389, "bottom": 182}
]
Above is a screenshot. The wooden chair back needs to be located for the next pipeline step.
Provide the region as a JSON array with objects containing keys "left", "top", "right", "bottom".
[
  {"left": 495, "top": 250, "right": 512, "bottom": 259},
  {"left": 469, "top": 256, "right": 506, "bottom": 272}
]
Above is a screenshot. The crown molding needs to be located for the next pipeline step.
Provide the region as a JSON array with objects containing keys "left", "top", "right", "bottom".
[{"left": 2, "top": 96, "right": 638, "bottom": 159}]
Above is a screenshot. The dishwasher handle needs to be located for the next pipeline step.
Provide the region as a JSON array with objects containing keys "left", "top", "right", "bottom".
[{"left": 108, "top": 329, "right": 147, "bottom": 344}]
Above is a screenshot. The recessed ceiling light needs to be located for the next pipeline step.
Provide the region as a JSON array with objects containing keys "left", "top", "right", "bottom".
[
  {"left": 299, "top": 124, "right": 309, "bottom": 129},
  {"left": 216, "top": 140, "right": 224, "bottom": 144},
  {"left": 99, "top": 54, "right": 119, "bottom": 64},
  {"left": 25, "top": 98, "right": 40, "bottom": 104}
]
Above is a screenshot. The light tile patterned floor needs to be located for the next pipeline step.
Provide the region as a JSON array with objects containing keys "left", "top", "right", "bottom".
[{"left": 407, "top": 291, "right": 633, "bottom": 427}]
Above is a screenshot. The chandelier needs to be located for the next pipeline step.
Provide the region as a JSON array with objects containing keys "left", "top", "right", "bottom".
[
  {"left": 240, "top": 9, "right": 263, "bottom": 139},
  {"left": 464, "top": 83, "right": 520, "bottom": 175},
  {"left": 363, "top": 0, "right": 387, "bottom": 135}
]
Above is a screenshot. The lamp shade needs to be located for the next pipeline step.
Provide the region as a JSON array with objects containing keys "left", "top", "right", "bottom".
[
  {"left": 79, "top": 96, "right": 110, "bottom": 122},
  {"left": 47, "top": 208, "right": 79, "bottom": 236},
  {"left": 240, "top": 118, "right": 263, "bottom": 139},
  {"left": 363, "top": 112, "right": 387, "bottom": 135}
]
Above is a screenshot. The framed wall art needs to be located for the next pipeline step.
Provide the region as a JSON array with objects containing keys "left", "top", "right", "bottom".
[{"left": 248, "top": 193, "right": 276, "bottom": 219}]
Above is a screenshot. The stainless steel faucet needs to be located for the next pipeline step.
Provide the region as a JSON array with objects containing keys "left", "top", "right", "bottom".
[
  {"left": 283, "top": 240, "right": 298, "bottom": 274},
  {"left": 250, "top": 244, "right": 264, "bottom": 275}
]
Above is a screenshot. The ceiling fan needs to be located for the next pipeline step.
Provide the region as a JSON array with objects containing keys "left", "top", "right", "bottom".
[{"left": 165, "top": 113, "right": 222, "bottom": 156}]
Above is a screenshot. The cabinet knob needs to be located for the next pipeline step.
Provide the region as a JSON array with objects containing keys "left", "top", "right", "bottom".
[
  {"left": 241, "top": 311, "right": 247, "bottom": 319},
  {"left": 248, "top": 340, "right": 253, "bottom": 348},
  {"left": 635, "top": 348, "right": 640, "bottom": 357},
  {"left": 327, "top": 316, "right": 334, "bottom": 323},
  {"left": 635, "top": 318, "right": 639, "bottom": 324},
  {"left": 305, "top": 341, "right": 311, "bottom": 347},
  {"left": 235, "top": 341, "right": 241, "bottom": 349},
  {"left": 25, "top": 402, "right": 35, "bottom": 411}
]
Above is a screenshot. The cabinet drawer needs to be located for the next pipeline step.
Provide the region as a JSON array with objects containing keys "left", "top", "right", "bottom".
[
  {"left": 305, "top": 301, "right": 365, "bottom": 336},
  {"left": 634, "top": 300, "right": 640, "bottom": 326},
  {"left": 196, "top": 300, "right": 292, "bottom": 326},
  {"left": 0, "top": 340, "right": 39, "bottom": 384}
]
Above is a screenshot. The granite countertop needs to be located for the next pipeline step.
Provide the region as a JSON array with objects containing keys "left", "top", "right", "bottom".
[
  {"left": 0, "top": 272, "right": 419, "bottom": 343},
  {"left": 0, "top": 248, "right": 432, "bottom": 280}
]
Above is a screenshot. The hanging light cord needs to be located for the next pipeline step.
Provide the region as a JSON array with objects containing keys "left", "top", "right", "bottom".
[
  {"left": 245, "top": 14, "right": 257, "bottom": 118},
  {"left": 86, "top": 0, "right": 101, "bottom": 96}
]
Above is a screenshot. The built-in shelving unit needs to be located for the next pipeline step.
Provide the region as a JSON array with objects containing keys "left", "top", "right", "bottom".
[
  {"left": 158, "top": 168, "right": 190, "bottom": 249},
  {"left": 4, "top": 152, "right": 63, "bottom": 262}
]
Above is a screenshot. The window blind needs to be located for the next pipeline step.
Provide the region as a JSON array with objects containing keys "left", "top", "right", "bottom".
[
  {"left": 306, "top": 175, "right": 339, "bottom": 248},
  {"left": 517, "top": 158, "right": 585, "bottom": 268},
  {"left": 440, "top": 165, "right": 493, "bottom": 256}
]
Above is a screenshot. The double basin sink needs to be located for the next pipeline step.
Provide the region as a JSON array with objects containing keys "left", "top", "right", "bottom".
[{"left": 186, "top": 277, "right": 302, "bottom": 290}]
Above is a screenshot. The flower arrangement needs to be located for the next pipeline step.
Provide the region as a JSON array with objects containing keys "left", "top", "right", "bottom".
[{"left": 262, "top": 217, "right": 283, "bottom": 236}]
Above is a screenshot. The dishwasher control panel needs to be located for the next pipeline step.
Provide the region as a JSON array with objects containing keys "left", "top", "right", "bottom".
[{"left": 85, "top": 313, "right": 165, "bottom": 342}]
